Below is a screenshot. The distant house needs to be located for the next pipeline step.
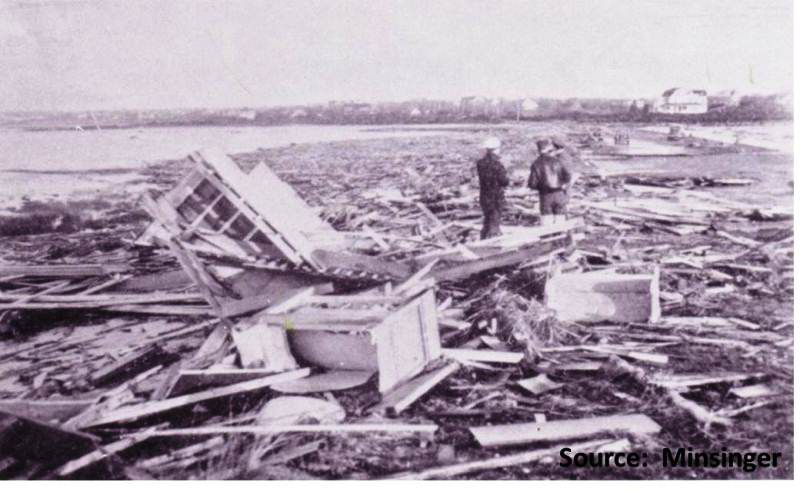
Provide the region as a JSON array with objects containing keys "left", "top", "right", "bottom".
[
  {"left": 409, "top": 107, "right": 422, "bottom": 118},
  {"left": 654, "top": 88, "right": 708, "bottom": 114},
  {"left": 519, "top": 98, "right": 539, "bottom": 118}
]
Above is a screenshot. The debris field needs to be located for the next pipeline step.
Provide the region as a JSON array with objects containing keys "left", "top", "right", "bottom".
[{"left": 0, "top": 125, "right": 793, "bottom": 479}]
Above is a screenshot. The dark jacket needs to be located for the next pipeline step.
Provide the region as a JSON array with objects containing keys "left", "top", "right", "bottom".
[
  {"left": 528, "top": 154, "right": 572, "bottom": 193},
  {"left": 476, "top": 152, "right": 509, "bottom": 209}
]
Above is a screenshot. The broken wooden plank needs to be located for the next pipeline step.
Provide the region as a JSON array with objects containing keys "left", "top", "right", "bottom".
[
  {"left": 147, "top": 423, "right": 438, "bottom": 437},
  {"left": 668, "top": 390, "right": 732, "bottom": 427},
  {"left": 391, "top": 438, "right": 618, "bottom": 479},
  {"left": 730, "top": 384, "right": 779, "bottom": 399},
  {"left": 84, "top": 368, "right": 310, "bottom": 428},
  {"left": 166, "top": 368, "right": 291, "bottom": 398},
  {"left": 0, "top": 264, "right": 128, "bottom": 278},
  {"left": 0, "top": 399, "right": 93, "bottom": 423},
  {"left": 427, "top": 239, "right": 570, "bottom": 283},
  {"left": 373, "top": 361, "right": 459, "bottom": 416},
  {"left": 57, "top": 432, "right": 153, "bottom": 477},
  {"left": 469, "top": 413, "right": 661, "bottom": 447},
  {"left": 90, "top": 344, "right": 170, "bottom": 387},
  {"left": 516, "top": 374, "right": 563, "bottom": 395},
  {"left": 650, "top": 373, "right": 762, "bottom": 390},
  {"left": 271, "top": 370, "right": 374, "bottom": 394},
  {"left": 442, "top": 348, "right": 523, "bottom": 364},
  {"left": 311, "top": 248, "right": 413, "bottom": 279}
]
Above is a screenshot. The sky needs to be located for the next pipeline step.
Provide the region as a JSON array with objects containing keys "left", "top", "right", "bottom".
[{"left": 0, "top": 0, "right": 793, "bottom": 111}]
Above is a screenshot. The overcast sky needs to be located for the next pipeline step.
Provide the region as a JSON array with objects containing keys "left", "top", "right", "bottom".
[{"left": 0, "top": 0, "right": 793, "bottom": 111}]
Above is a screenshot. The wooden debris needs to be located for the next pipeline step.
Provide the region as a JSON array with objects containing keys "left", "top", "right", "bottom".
[
  {"left": 730, "top": 384, "right": 779, "bottom": 399},
  {"left": 469, "top": 413, "right": 661, "bottom": 447},
  {"left": 89, "top": 344, "right": 169, "bottom": 387},
  {"left": 668, "top": 390, "right": 732, "bottom": 427},
  {"left": 442, "top": 348, "right": 524, "bottom": 364},
  {"left": 57, "top": 432, "right": 153, "bottom": 477},
  {"left": 166, "top": 368, "right": 291, "bottom": 398},
  {"left": 516, "top": 374, "right": 563, "bottom": 395},
  {"left": 373, "top": 361, "right": 460, "bottom": 416},
  {"left": 271, "top": 370, "right": 373, "bottom": 394},
  {"left": 84, "top": 368, "right": 310, "bottom": 428},
  {"left": 146, "top": 423, "right": 439, "bottom": 437},
  {"left": 391, "top": 438, "right": 618, "bottom": 479},
  {"left": 0, "top": 399, "right": 93, "bottom": 423}
]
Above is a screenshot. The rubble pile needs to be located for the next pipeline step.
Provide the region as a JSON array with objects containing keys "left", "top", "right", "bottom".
[{"left": 0, "top": 130, "right": 792, "bottom": 479}]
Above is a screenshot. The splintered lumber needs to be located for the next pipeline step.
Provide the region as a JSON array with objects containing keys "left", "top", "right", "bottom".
[
  {"left": 57, "top": 432, "right": 153, "bottom": 477},
  {"left": 469, "top": 413, "right": 661, "bottom": 447},
  {"left": 442, "top": 348, "right": 523, "bottom": 364},
  {"left": 311, "top": 248, "right": 413, "bottom": 279},
  {"left": 730, "top": 384, "right": 779, "bottom": 399},
  {"left": 391, "top": 438, "right": 616, "bottom": 479},
  {"left": 0, "top": 411, "right": 100, "bottom": 462},
  {"left": 0, "top": 399, "right": 93, "bottom": 423},
  {"left": 271, "top": 370, "right": 374, "bottom": 394},
  {"left": 84, "top": 368, "right": 310, "bottom": 428},
  {"left": 0, "top": 264, "right": 128, "bottom": 278},
  {"left": 89, "top": 344, "right": 168, "bottom": 386},
  {"left": 516, "top": 374, "right": 563, "bottom": 395},
  {"left": 147, "top": 423, "right": 438, "bottom": 437},
  {"left": 373, "top": 361, "right": 460, "bottom": 416},
  {"left": 545, "top": 269, "right": 660, "bottom": 323},
  {"left": 650, "top": 373, "right": 762, "bottom": 389},
  {"left": 667, "top": 390, "right": 732, "bottom": 427},
  {"left": 427, "top": 238, "right": 571, "bottom": 283},
  {"left": 166, "top": 368, "right": 290, "bottom": 398}
]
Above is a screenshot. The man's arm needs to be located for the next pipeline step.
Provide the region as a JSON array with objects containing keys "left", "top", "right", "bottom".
[
  {"left": 527, "top": 163, "right": 538, "bottom": 190},
  {"left": 496, "top": 161, "right": 510, "bottom": 187},
  {"left": 558, "top": 162, "right": 573, "bottom": 190}
]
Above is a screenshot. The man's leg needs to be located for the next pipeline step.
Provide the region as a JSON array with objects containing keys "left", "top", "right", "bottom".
[
  {"left": 539, "top": 191, "right": 555, "bottom": 225},
  {"left": 485, "top": 208, "right": 502, "bottom": 238}
]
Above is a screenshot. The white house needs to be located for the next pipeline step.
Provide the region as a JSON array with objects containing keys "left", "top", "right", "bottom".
[
  {"left": 519, "top": 98, "right": 539, "bottom": 118},
  {"left": 653, "top": 88, "right": 708, "bottom": 114}
]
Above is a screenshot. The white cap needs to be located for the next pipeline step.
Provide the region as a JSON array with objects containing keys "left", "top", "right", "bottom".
[{"left": 482, "top": 136, "right": 501, "bottom": 150}]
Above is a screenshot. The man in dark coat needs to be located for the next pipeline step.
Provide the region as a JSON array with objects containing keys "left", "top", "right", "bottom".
[
  {"left": 476, "top": 137, "right": 509, "bottom": 239},
  {"left": 528, "top": 137, "right": 573, "bottom": 225}
]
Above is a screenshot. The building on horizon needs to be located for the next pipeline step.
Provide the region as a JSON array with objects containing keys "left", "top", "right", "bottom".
[{"left": 653, "top": 88, "right": 708, "bottom": 114}]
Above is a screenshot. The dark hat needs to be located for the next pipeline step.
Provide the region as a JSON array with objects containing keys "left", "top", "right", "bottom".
[{"left": 536, "top": 138, "right": 553, "bottom": 153}]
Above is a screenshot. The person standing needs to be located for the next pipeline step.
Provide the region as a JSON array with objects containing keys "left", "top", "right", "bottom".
[
  {"left": 528, "top": 137, "right": 573, "bottom": 225},
  {"left": 476, "top": 137, "right": 509, "bottom": 239}
]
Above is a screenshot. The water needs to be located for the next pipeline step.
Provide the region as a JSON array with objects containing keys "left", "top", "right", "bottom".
[
  {"left": 0, "top": 125, "right": 436, "bottom": 172},
  {"left": 0, "top": 124, "right": 448, "bottom": 207}
]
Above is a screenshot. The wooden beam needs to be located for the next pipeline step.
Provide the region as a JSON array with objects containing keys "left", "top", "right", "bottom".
[
  {"left": 442, "top": 348, "right": 523, "bottom": 364},
  {"left": 373, "top": 361, "right": 459, "bottom": 416},
  {"left": 146, "top": 422, "right": 438, "bottom": 437},
  {"left": 90, "top": 344, "right": 170, "bottom": 387},
  {"left": 0, "top": 264, "right": 128, "bottom": 278},
  {"left": 84, "top": 368, "right": 310, "bottom": 428},
  {"left": 469, "top": 413, "right": 661, "bottom": 447},
  {"left": 0, "top": 399, "right": 93, "bottom": 423}
]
